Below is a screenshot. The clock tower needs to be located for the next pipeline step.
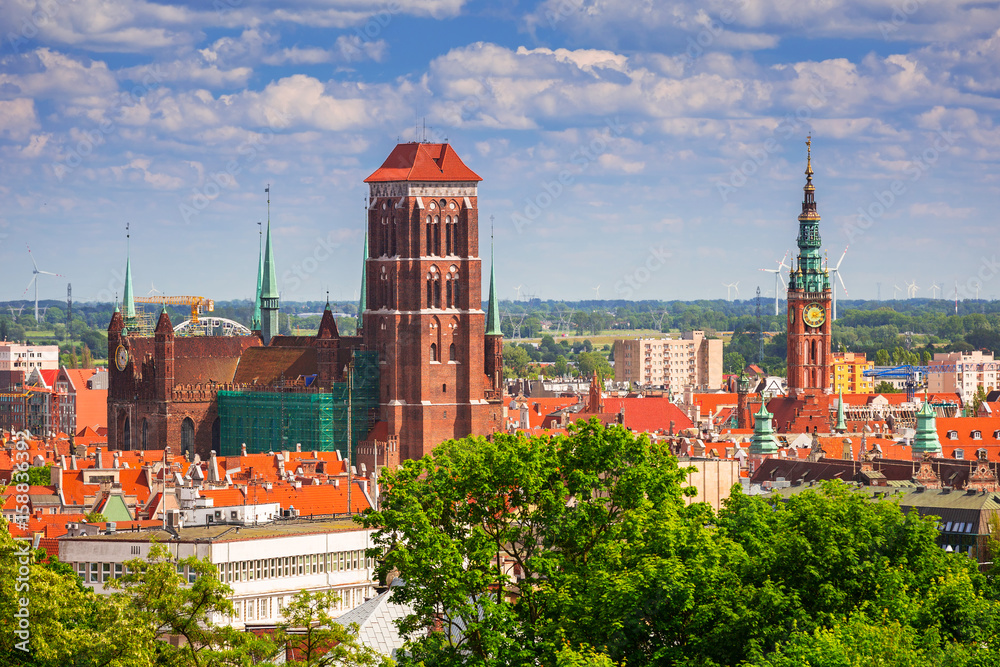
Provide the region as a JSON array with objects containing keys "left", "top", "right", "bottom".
[{"left": 786, "top": 137, "right": 832, "bottom": 398}]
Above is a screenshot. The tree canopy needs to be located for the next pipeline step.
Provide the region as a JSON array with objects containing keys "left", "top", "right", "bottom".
[{"left": 362, "top": 419, "right": 1000, "bottom": 666}]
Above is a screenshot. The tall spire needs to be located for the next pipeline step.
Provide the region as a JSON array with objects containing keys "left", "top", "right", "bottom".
[
  {"left": 485, "top": 220, "right": 501, "bottom": 336},
  {"left": 749, "top": 401, "right": 779, "bottom": 455},
  {"left": 252, "top": 221, "right": 263, "bottom": 331},
  {"left": 358, "top": 230, "right": 368, "bottom": 318},
  {"left": 260, "top": 185, "right": 280, "bottom": 345},
  {"left": 835, "top": 387, "right": 847, "bottom": 433},
  {"left": 789, "top": 136, "right": 829, "bottom": 293},
  {"left": 122, "top": 223, "right": 136, "bottom": 320}
]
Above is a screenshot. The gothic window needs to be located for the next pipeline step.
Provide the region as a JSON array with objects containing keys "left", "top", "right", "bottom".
[
  {"left": 810, "top": 339, "right": 817, "bottom": 364},
  {"left": 449, "top": 343, "right": 457, "bottom": 361},
  {"left": 181, "top": 417, "right": 195, "bottom": 458},
  {"left": 380, "top": 217, "right": 389, "bottom": 256},
  {"left": 435, "top": 280, "right": 441, "bottom": 308},
  {"left": 445, "top": 215, "right": 454, "bottom": 255},
  {"left": 390, "top": 217, "right": 397, "bottom": 256},
  {"left": 427, "top": 266, "right": 441, "bottom": 309},
  {"left": 141, "top": 418, "right": 148, "bottom": 449},
  {"left": 433, "top": 215, "right": 441, "bottom": 255},
  {"left": 430, "top": 343, "right": 438, "bottom": 362},
  {"left": 426, "top": 215, "right": 433, "bottom": 255}
]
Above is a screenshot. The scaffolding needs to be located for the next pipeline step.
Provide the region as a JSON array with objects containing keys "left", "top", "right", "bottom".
[{"left": 217, "top": 351, "right": 379, "bottom": 461}]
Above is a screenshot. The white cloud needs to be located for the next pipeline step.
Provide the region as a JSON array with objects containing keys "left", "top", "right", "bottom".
[{"left": 0, "top": 99, "right": 40, "bottom": 141}]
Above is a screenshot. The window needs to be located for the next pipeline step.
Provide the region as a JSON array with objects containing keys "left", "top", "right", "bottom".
[
  {"left": 90, "top": 563, "right": 99, "bottom": 583},
  {"left": 114, "top": 563, "right": 123, "bottom": 579},
  {"left": 947, "top": 430, "right": 958, "bottom": 440},
  {"left": 449, "top": 343, "right": 457, "bottom": 362},
  {"left": 977, "top": 449, "right": 988, "bottom": 461},
  {"left": 102, "top": 562, "right": 111, "bottom": 582},
  {"left": 284, "top": 557, "right": 289, "bottom": 577},
  {"left": 270, "top": 558, "right": 276, "bottom": 578},
  {"left": 954, "top": 449, "right": 964, "bottom": 459},
  {"left": 430, "top": 343, "right": 437, "bottom": 362},
  {"left": 972, "top": 430, "right": 982, "bottom": 440}
]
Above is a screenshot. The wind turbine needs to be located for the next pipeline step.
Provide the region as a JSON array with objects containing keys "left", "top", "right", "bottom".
[
  {"left": 829, "top": 246, "right": 848, "bottom": 321},
  {"left": 22, "top": 245, "right": 63, "bottom": 322},
  {"left": 723, "top": 282, "right": 740, "bottom": 301},
  {"left": 893, "top": 284, "right": 902, "bottom": 300},
  {"left": 906, "top": 280, "right": 919, "bottom": 299},
  {"left": 929, "top": 283, "right": 941, "bottom": 299},
  {"left": 147, "top": 281, "right": 163, "bottom": 297},
  {"left": 592, "top": 285, "right": 601, "bottom": 299},
  {"left": 759, "top": 251, "right": 790, "bottom": 316},
  {"left": 513, "top": 284, "right": 523, "bottom": 301}
]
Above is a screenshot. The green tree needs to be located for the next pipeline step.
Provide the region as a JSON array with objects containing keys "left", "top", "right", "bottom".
[
  {"left": 971, "top": 385, "right": 988, "bottom": 416},
  {"left": 83, "top": 512, "right": 108, "bottom": 523},
  {"left": 576, "top": 352, "right": 612, "bottom": 381},
  {"left": 504, "top": 345, "right": 530, "bottom": 377},
  {"left": 0, "top": 520, "right": 155, "bottom": 666},
  {"left": 107, "top": 542, "right": 277, "bottom": 667},
  {"left": 724, "top": 351, "right": 746, "bottom": 374},
  {"left": 275, "top": 589, "right": 388, "bottom": 666},
  {"left": 360, "top": 421, "right": 697, "bottom": 666},
  {"left": 874, "top": 380, "right": 900, "bottom": 394},
  {"left": 875, "top": 349, "right": 891, "bottom": 366}
]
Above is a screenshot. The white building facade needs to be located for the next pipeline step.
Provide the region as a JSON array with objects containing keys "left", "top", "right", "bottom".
[
  {"left": 59, "top": 519, "right": 379, "bottom": 628},
  {"left": 614, "top": 331, "right": 723, "bottom": 391}
]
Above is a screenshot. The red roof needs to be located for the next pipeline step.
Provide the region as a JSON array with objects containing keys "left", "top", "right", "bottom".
[
  {"left": 364, "top": 143, "right": 482, "bottom": 183},
  {"left": 601, "top": 396, "right": 694, "bottom": 434}
]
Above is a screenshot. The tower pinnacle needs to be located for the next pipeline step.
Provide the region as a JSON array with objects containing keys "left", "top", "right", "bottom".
[
  {"left": 486, "top": 218, "right": 501, "bottom": 336},
  {"left": 122, "top": 223, "right": 136, "bottom": 321},
  {"left": 252, "top": 221, "right": 263, "bottom": 331},
  {"left": 260, "top": 185, "right": 280, "bottom": 345}
]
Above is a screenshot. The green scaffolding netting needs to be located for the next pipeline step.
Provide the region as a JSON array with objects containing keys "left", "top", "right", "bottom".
[{"left": 218, "top": 351, "right": 379, "bottom": 461}]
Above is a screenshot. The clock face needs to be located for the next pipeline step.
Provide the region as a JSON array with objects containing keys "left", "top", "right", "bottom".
[
  {"left": 115, "top": 345, "right": 129, "bottom": 371},
  {"left": 803, "top": 303, "right": 826, "bottom": 328}
]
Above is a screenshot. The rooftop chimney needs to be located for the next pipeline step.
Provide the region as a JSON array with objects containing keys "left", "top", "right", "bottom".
[{"left": 94, "top": 446, "right": 103, "bottom": 469}]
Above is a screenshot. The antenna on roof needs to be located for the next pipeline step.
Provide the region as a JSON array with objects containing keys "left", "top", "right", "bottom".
[{"left": 422, "top": 118, "right": 426, "bottom": 142}]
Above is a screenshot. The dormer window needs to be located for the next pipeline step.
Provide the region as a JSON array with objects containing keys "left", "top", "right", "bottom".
[
  {"left": 971, "top": 430, "right": 982, "bottom": 440},
  {"left": 977, "top": 449, "right": 988, "bottom": 461},
  {"left": 947, "top": 430, "right": 958, "bottom": 440},
  {"left": 953, "top": 449, "right": 964, "bottom": 459},
  {"left": 994, "top": 430, "right": 1000, "bottom": 440}
]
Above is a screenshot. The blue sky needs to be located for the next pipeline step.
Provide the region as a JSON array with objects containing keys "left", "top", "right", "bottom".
[{"left": 0, "top": 0, "right": 998, "bottom": 305}]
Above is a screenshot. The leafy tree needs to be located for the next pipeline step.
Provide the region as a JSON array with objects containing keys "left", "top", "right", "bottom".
[
  {"left": 0, "top": 520, "right": 155, "bottom": 666},
  {"left": 874, "top": 380, "right": 900, "bottom": 394},
  {"left": 576, "top": 352, "right": 612, "bottom": 381},
  {"left": 83, "top": 512, "right": 108, "bottom": 523},
  {"left": 24, "top": 465, "right": 52, "bottom": 486},
  {"left": 504, "top": 345, "right": 530, "bottom": 377},
  {"left": 361, "top": 421, "right": 696, "bottom": 666},
  {"left": 971, "top": 385, "right": 988, "bottom": 416},
  {"left": 107, "top": 542, "right": 277, "bottom": 667},
  {"left": 724, "top": 351, "right": 746, "bottom": 374},
  {"left": 275, "top": 589, "right": 388, "bottom": 666},
  {"left": 875, "top": 349, "right": 891, "bottom": 366}
]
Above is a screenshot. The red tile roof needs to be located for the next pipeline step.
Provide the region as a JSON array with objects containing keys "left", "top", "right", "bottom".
[
  {"left": 364, "top": 143, "right": 482, "bottom": 183},
  {"left": 601, "top": 396, "right": 694, "bottom": 433}
]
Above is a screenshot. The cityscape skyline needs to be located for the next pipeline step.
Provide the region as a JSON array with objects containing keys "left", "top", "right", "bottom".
[{"left": 0, "top": 1, "right": 998, "bottom": 304}]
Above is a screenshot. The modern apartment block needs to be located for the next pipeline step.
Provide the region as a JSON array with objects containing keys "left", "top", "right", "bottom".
[
  {"left": 613, "top": 331, "right": 723, "bottom": 391},
  {"left": 59, "top": 519, "right": 378, "bottom": 629},
  {"left": 0, "top": 341, "right": 59, "bottom": 390},
  {"left": 830, "top": 352, "right": 874, "bottom": 394},
  {"left": 928, "top": 350, "right": 998, "bottom": 405}
]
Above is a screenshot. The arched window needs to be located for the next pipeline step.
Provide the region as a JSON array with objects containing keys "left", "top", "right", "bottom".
[
  {"left": 433, "top": 215, "right": 441, "bottom": 255},
  {"left": 450, "top": 342, "right": 457, "bottom": 361},
  {"left": 212, "top": 417, "right": 221, "bottom": 454},
  {"left": 426, "top": 215, "right": 433, "bottom": 255},
  {"left": 430, "top": 343, "right": 438, "bottom": 362},
  {"left": 810, "top": 339, "right": 817, "bottom": 364},
  {"left": 121, "top": 413, "right": 130, "bottom": 451},
  {"left": 391, "top": 218, "right": 397, "bottom": 256},
  {"left": 181, "top": 417, "right": 195, "bottom": 458}
]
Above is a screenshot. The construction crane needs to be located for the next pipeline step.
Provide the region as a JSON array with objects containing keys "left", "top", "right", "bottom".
[
  {"left": 862, "top": 365, "right": 925, "bottom": 402},
  {"left": 134, "top": 296, "right": 214, "bottom": 324}
]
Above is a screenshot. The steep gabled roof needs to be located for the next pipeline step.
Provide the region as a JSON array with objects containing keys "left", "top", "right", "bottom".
[{"left": 364, "top": 143, "right": 482, "bottom": 183}]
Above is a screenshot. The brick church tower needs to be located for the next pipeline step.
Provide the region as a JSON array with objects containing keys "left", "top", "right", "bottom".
[
  {"left": 786, "top": 137, "right": 832, "bottom": 399},
  {"left": 363, "top": 143, "right": 504, "bottom": 461}
]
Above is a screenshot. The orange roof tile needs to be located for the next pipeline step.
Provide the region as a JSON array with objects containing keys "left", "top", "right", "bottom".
[{"left": 364, "top": 143, "right": 482, "bottom": 183}]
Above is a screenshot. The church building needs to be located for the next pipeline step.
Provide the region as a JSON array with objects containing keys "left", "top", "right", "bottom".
[{"left": 107, "top": 142, "right": 504, "bottom": 464}]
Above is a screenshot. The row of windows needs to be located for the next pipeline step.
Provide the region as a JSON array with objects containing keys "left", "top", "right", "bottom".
[
  {"left": 219, "top": 550, "right": 373, "bottom": 584},
  {"left": 234, "top": 585, "right": 373, "bottom": 622},
  {"left": 74, "top": 561, "right": 198, "bottom": 585},
  {"left": 945, "top": 430, "right": 1000, "bottom": 440}
]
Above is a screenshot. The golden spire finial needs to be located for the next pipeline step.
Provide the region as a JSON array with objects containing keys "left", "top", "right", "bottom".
[{"left": 805, "top": 135, "right": 813, "bottom": 178}]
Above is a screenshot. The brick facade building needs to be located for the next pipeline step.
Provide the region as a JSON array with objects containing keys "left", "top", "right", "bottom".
[
  {"left": 362, "top": 142, "right": 504, "bottom": 461},
  {"left": 108, "top": 141, "right": 503, "bottom": 464}
]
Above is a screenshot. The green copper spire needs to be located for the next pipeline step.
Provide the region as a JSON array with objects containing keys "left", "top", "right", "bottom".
[
  {"left": 788, "top": 136, "right": 831, "bottom": 294},
  {"left": 259, "top": 185, "right": 279, "bottom": 345},
  {"left": 122, "top": 224, "right": 136, "bottom": 320},
  {"left": 749, "top": 402, "right": 779, "bottom": 456},
  {"left": 912, "top": 393, "right": 941, "bottom": 456},
  {"left": 252, "top": 222, "right": 263, "bottom": 330},
  {"left": 359, "top": 230, "right": 368, "bottom": 317},
  {"left": 834, "top": 388, "right": 847, "bottom": 433},
  {"left": 486, "top": 236, "right": 501, "bottom": 336}
]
